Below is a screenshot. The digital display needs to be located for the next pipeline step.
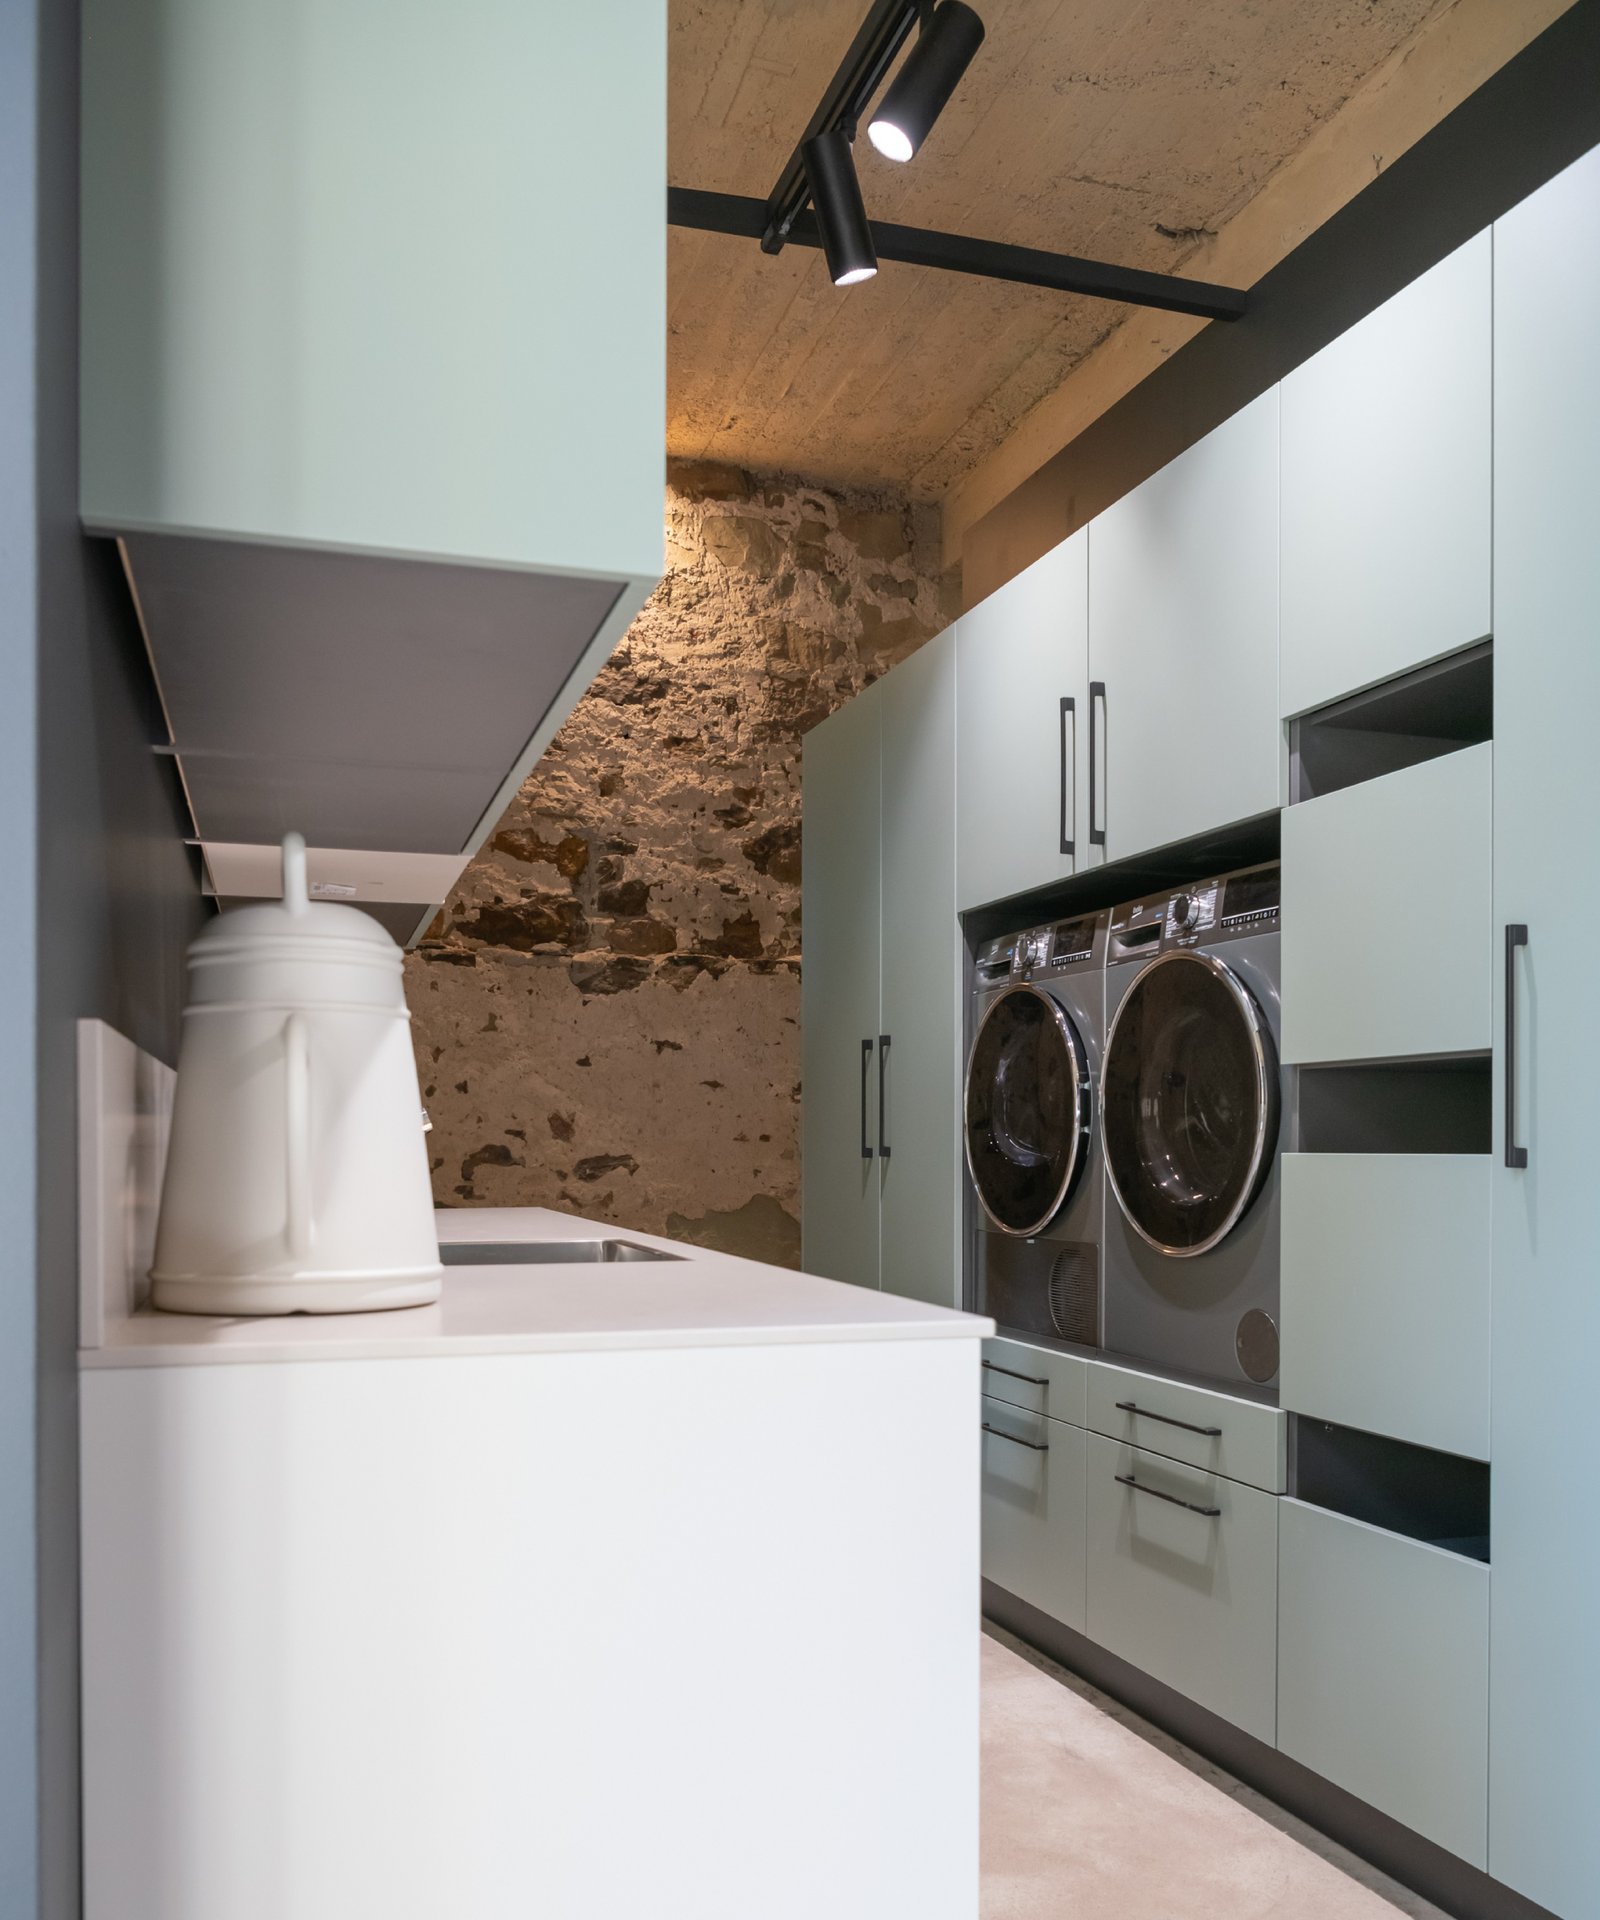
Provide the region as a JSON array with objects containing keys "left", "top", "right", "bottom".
[
  {"left": 1223, "top": 869, "right": 1280, "bottom": 919},
  {"left": 1051, "top": 917, "right": 1097, "bottom": 961}
]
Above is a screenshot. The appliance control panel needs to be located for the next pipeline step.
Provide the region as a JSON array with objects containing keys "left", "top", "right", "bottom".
[
  {"left": 1108, "top": 862, "right": 1279, "bottom": 960},
  {"left": 974, "top": 912, "right": 1105, "bottom": 991}
]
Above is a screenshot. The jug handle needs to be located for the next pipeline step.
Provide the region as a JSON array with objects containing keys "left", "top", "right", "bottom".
[{"left": 284, "top": 1012, "right": 313, "bottom": 1263}]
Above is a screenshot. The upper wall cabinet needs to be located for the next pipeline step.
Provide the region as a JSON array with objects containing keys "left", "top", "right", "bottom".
[
  {"left": 956, "top": 531, "right": 1087, "bottom": 911},
  {"left": 80, "top": 0, "right": 666, "bottom": 930},
  {"left": 1280, "top": 234, "right": 1491, "bottom": 720},
  {"left": 1087, "top": 391, "right": 1280, "bottom": 866}
]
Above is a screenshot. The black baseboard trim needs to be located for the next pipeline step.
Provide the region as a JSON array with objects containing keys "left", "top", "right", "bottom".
[{"left": 983, "top": 1581, "right": 1559, "bottom": 1920}]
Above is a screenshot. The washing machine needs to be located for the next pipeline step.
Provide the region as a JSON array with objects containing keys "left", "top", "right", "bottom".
[
  {"left": 1100, "top": 863, "right": 1282, "bottom": 1390},
  {"left": 963, "top": 911, "right": 1107, "bottom": 1350}
]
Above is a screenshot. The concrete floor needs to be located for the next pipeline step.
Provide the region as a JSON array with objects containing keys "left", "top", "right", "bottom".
[{"left": 981, "top": 1628, "right": 1449, "bottom": 1920}]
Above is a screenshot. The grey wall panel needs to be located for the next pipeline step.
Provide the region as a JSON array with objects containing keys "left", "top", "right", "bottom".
[{"left": 123, "top": 533, "right": 623, "bottom": 854}]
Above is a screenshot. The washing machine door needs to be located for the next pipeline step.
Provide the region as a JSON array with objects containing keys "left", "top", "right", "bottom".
[
  {"left": 964, "top": 984, "right": 1091, "bottom": 1238},
  {"left": 1101, "top": 950, "right": 1279, "bottom": 1258}
]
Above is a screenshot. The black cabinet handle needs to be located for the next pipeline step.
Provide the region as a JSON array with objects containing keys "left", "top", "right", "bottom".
[
  {"left": 1115, "top": 1472, "right": 1220, "bottom": 1518},
  {"left": 1506, "top": 924, "right": 1529, "bottom": 1169},
  {"left": 1058, "top": 696, "right": 1076, "bottom": 857},
  {"left": 984, "top": 1422, "right": 1048, "bottom": 1453},
  {"left": 983, "top": 1360, "right": 1048, "bottom": 1387},
  {"left": 1115, "top": 1398, "right": 1222, "bottom": 1438},
  {"left": 860, "top": 1038, "right": 875, "bottom": 1161},
  {"left": 1088, "top": 681, "right": 1107, "bottom": 848},
  {"left": 878, "top": 1034, "right": 891, "bottom": 1159}
]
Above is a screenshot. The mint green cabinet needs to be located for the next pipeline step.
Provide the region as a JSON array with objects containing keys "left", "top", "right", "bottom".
[
  {"left": 1085, "top": 1434, "right": 1279, "bottom": 1743},
  {"left": 956, "top": 532, "right": 1087, "bottom": 910},
  {"left": 802, "top": 632, "right": 961, "bottom": 1305},
  {"left": 1281, "top": 744, "right": 1492, "bottom": 1065},
  {"left": 981, "top": 1399, "right": 1088, "bottom": 1633},
  {"left": 1281, "top": 1155, "right": 1489, "bottom": 1459},
  {"left": 1278, "top": 1502, "right": 1488, "bottom": 1865},
  {"left": 982, "top": 1336, "right": 1090, "bottom": 1427},
  {"left": 801, "top": 684, "right": 884, "bottom": 1293},
  {"left": 1280, "top": 234, "right": 1492, "bottom": 718},
  {"left": 1487, "top": 146, "right": 1600, "bottom": 1917},
  {"left": 1086, "top": 392, "right": 1280, "bottom": 865}
]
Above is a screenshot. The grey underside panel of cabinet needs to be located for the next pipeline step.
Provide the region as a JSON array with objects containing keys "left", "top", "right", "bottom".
[
  {"left": 1488, "top": 146, "right": 1600, "bottom": 1918},
  {"left": 123, "top": 533, "right": 623, "bottom": 855}
]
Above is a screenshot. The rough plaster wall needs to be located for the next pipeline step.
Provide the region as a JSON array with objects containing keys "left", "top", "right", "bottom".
[{"left": 404, "top": 463, "right": 959, "bottom": 1267}]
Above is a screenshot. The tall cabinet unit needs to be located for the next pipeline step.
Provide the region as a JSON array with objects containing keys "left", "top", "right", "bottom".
[
  {"left": 802, "top": 631, "right": 961, "bottom": 1308},
  {"left": 1086, "top": 390, "right": 1281, "bottom": 864},
  {"left": 955, "top": 531, "right": 1087, "bottom": 910},
  {"left": 1487, "top": 146, "right": 1600, "bottom": 1918}
]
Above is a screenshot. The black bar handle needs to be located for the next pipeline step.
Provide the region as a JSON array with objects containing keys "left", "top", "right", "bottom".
[
  {"left": 984, "top": 1422, "right": 1048, "bottom": 1454},
  {"left": 1088, "top": 681, "right": 1107, "bottom": 848},
  {"left": 878, "top": 1034, "right": 891, "bottom": 1159},
  {"left": 860, "top": 1038, "right": 875, "bottom": 1161},
  {"left": 983, "top": 1360, "right": 1048, "bottom": 1387},
  {"left": 1115, "top": 1473, "right": 1220, "bottom": 1518},
  {"left": 1506, "top": 924, "right": 1529, "bottom": 1170},
  {"left": 1058, "top": 696, "right": 1076, "bottom": 857},
  {"left": 1115, "top": 1399, "right": 1222, "bottom": 1438}
]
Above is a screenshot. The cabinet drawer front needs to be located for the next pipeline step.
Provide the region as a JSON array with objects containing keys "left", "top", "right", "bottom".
[
  {"left": 1282, "top": 743, "right": 1491, "bottom": 1065},
  {"left": 1087, "top": 1360, "right": 1285, "bottom": 1492},
  {"left": 1085, "top": 1435, "right": 1278, "bottom": 1743},
  {"left": 1281, "top": 1154, "right": 1490, "bottom": 1459},
  {"left": 982, "top": 1336, "right": 1090, "bottom": 1426},
  {"left": 1278, "top": 1500, "right": 1488, "bottom": 1866},
  {"left": 981, "top": 1398, "right": 1088, "bottom": 1633}
]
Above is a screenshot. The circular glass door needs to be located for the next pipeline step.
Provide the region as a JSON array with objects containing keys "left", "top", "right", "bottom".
[
  {"left": 964, "top": 985, "right": 1089, "bottom": 1237},
  {"left": 1101, "top": 951, "right": 1279, "bottom": 1258}
]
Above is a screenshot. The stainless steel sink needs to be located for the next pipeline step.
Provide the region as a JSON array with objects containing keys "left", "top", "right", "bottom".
[{"left": 439, "top": 1239, "right": 684, "bottom": 1266}]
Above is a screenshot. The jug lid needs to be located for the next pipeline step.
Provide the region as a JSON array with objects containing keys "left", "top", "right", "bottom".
[{"left": 190, "top": 833, "right": 402, "bottom": 957}]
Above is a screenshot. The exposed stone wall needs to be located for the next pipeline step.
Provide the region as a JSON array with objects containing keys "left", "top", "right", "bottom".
[{"left": 404, "top": 462, "right": 959, "bottom": 1266}]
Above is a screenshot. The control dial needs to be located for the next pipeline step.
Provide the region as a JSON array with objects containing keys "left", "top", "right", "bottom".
[{"left": 1171, "top": 892, "right": 1197, "bottom": 931}]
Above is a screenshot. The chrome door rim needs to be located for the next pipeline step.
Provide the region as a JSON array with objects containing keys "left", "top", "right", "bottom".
[
  {"left": 963, "top": 983, "right": 1090, "bottom": 1239},
  {"left": 1100, "top": 948, "right": 1277, "bottom": 1259}
]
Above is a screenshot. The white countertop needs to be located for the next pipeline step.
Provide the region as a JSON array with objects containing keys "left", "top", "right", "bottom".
[{"left": 80, "top": 1207, "right": 991, "bottom": 1368}]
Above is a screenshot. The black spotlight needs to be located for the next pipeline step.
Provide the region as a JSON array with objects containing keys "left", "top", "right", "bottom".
[
  {"left": 868, "top": 1, "right": 985, "bottom": 164},
  {"left": 802, "top": 128, "right": 878, "bottom": 286}
]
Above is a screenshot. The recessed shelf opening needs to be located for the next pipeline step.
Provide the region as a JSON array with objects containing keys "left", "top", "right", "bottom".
[
  {"left": 1289, "top": 640, "right": 1492, "bottom": 804},
  {"left": 1292, "top": 1416, "right": 1490, "bottom": 1562},
  {"left": 1294, "top": 1055, "right": 1492, "bottom": 1154}
]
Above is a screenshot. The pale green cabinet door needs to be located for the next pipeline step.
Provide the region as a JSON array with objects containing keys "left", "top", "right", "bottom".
[
  {"left": 1086, "top": 391, "right": 1280, "bottom": 866},
  {"left": 1281, "top": 744, "right": 1492, "bottom": 1065},
  {"left": 956, "top": 533, "right": 1087, "bottom": 910},
  {"left": 801, "top": 686, "right": 882, "bottom": 1290},
  {"left": 1278, "top": 1502, "right": 1488, "bottom": 1866},
  {"left": 1280, "top": 233, "right": 1492, "bottom": 718},
  {"left": 1280, "top": 1154, "right": 1489, "bottom": 1460},
  {"left": 981, "top": 1399, "right": 1088, "bottom": 1633},
  {"left": 880, "top": 632, "right": 961, "bottom": 1307},
  {"left": 1488, "top": 147, "right": 1600, "bottom": 1917}
]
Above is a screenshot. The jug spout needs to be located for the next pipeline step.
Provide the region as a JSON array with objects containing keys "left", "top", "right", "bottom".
[{"left": 281, "top": 831, "right": 309, "bottom": 915}]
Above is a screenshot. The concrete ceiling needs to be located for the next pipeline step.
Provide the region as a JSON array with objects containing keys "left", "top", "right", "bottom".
[{"left": 668, "top": 0, "right": 1569, "bottom": 532}]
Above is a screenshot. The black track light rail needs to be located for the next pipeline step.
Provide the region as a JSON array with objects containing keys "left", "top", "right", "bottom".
[
  {"left": 759, "top": 0, "right": 922, "bottom": 253},
  {"left": 670, "top": 187, "right": 1248, "bottom": 323}
]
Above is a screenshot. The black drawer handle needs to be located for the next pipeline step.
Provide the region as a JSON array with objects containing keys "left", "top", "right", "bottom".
[
  {"left": 1505, "top": 924, "right": 1528, "bottom": 1170},
  {"left": 1116, "top": 1472, "right": 1220, "bottom": 1518},
  {"left": 859, "top": 1038, "right": 874, "bottom": 1161},
  {"left": 983, "top": 1422, "right": 1048, "bottom": 1453},
  {"left": 1115, "top": 1399, "right": 1221, "bottom": 1438},
  {"left": 878, "top": 1033, "right": 891, "bottom": 1159},
  {"left": 984, "top": 1360, "right": 1048, "bottom": 1387}
]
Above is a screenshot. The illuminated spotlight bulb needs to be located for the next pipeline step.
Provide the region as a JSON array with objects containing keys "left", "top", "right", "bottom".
[
  {"left": 801, "top": 128, "right": 878, "bottom": 286},
  {"left": 868, "top": 2, "right": 985, "bottom": 164}
]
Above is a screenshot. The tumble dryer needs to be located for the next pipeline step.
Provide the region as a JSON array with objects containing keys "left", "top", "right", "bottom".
[
  {"left": 964, "top": 911, "right": 1107, "bottom": 1350},
  {"left": 1100, "top": 863, "right": 1283, "bottom": 1389}
]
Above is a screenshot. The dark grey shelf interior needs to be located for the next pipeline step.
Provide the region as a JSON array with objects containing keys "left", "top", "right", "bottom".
[
  {"left": 1289, "top": 640, "right": 1492, "bottom": 804},
  {"left": 1292, "top": 1416, "right": 1490, "bottom": 1563},
  {"left": 1294, "top": 1056, "right": 1493, "bottom": 1155}
]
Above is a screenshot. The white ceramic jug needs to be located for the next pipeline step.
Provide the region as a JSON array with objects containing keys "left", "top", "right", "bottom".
[{"left": 151, "top": 833, "right": 443, "bottom": 1315}]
